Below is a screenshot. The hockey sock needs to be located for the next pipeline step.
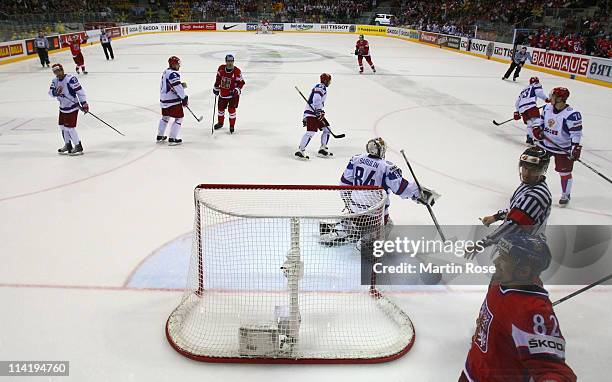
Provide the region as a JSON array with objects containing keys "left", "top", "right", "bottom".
[
  {"left": 229, "top": 108, "right": 236, "bottom": 127},
  {"left": 158, "top": 116, "right": 170, "bottom": 136},
  {"left": 169, "top": 118, "right": 183, "bottom": 139},
  {"left": 321, "top": 127, "right": 330, "bottom": 147},
  {"left": 67, "top": 127, "right": 80, "bottom": 145},
  {"left": 299, "top": 131, "right": 315, "bottom": 151},
  {"left": 560, "top": 172, "right": 573, "bottom": 195},
  {"left": 60, "top": 126, "right": 70, "bottom": 143},
  {"left": 217, "top": 110, "right": 225, "bottom": 125}
]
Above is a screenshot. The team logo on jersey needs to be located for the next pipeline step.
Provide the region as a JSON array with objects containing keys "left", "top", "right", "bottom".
[
  {"left": 547, "top": 118, "right": 556, "bottom": 128},
  {"left": 474, "top": 300, "right": 493, "bottom": 353},
  {"left": 223, "top": 24, "right": 238, "bottom": 30}
]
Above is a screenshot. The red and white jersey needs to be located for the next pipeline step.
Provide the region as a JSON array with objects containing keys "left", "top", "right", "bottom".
[
  {"left": 48, "top": 74, "right": 87, "bottom": 113},
  {"left": 303, "top": 83, "right": 327, "bottom": 119},
  {"left": 159, "top": 68, "right": 186, "bottom": 108},
  {"left": 537, "top": 104, "right": 583, "bottom": 154},
  {"left": 463, "top": 283, "right": 576, "bottom": 382},
  {"left": 340, "top": 153, "right": 419, "bottom": 217},
  {"left": 214, "top": 65, "right": 245, "bottom": 99},
  {"left": 515, "top": 83, "right": 547, "bottom": 114},
  {"left": 356, "top": 39, "right": 370, "bottom": 56},
  {"left": 68, "top": 39, "right": 83, "bottom": 56}
]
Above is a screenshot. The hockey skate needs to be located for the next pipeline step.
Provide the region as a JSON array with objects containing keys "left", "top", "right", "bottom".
[
  {"left": 229, "top": 125, "right": 234, "bottom": 134},
  {"left": 156, "top": 135, "right": 167, "bottom": 143},
  {"left": 525, "top": 136, "right": 534, "bottom": 146},
  {"left": 317, "top": 146, "right": 333, "bottom": 158},
  {"left": 168, "top": 138, "right": 183, "bottom": 146},
  {"left": 559, "top": 194, "right": 571, "bottom": 207},
  {"left": 68, "top": 142, "right": 83, "bottom": 156},
  {"left": 214, "top": 123, "right": 223, "bottom": 130},
  {"left": 58, "top": 142, "right": 72, "bottom": 155},
  {"left": 294, "top": 150, "right": 309, "bottom": 160}
]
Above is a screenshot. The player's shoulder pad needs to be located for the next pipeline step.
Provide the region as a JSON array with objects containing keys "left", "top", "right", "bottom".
[
  {"left": 566, "top": 110, "right": 582, "bottom": 121},
  {"left": 168, "top": 70, "right": 180, "bottom": 79},
  {"left": 68, "top": 75, "right": 79, "bottom": 84},
  {"left": 386, "top": 162, "right": 402, "bottom": 176}
]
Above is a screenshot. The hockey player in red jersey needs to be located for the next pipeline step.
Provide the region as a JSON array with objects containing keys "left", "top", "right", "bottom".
[
  {"left": 355, "top": 35, "right": 376, "bottom": 74},
  {"left": 460, "top": 232, "right": 577, "bottom": 382},
  {"left": 213, "top": 54, "right": 245, "bottom": 134},
  {"left": 66, "top": 35, "right": 87, "bottom": 74}
]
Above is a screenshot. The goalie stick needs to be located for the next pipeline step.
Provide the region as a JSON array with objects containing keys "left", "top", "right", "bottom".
[
  {"left": 294, "top": 86, "right": 345, "bottom": 139},
  {"left": 400, "top": 149, "right": 447, "bottom": 242}
]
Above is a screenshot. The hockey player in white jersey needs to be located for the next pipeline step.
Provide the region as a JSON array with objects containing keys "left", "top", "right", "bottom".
[
  {"left": 320, "top": 138, "right": 437, "bottom": 245},
  {"left": 158, "top": 56, "right": 188, "bottom": 145},
  {"left": 532, "top": 87, "right": 582, "bottom": 206},
  {"left": 295, "top": 73, "right": 333, "bottom": 159},
  {"left": 49, "top": 63, "right": 89, "bottom": 155},
  {"left": 513, "top": 76, "right": 549, "bottom": 145}
]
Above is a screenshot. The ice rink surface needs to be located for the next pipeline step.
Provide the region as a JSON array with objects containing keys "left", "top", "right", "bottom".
[{"left": 0, "top": 31, "right": 611, "bottom": 380}]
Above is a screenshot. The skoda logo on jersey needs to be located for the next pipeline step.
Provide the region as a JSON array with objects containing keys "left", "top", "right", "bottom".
[{"left": 223, "top": 24, "right": 238, "bottom": 30}]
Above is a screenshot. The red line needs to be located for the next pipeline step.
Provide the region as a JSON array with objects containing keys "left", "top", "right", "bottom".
[{"left": 0, "top": 146, "right": 159, "bottom": 203}]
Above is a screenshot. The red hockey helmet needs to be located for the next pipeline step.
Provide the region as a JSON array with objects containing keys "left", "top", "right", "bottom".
[
  {"left": 550, "top": 87, "right": 570, "bottom": 101},
  {"left": 168, "top": 56, "right": 181, "bottom": 67},
  {"left": 529, "top": 76, "right": 540, "bottom": 84},
  {"left": 320, "top": 73, "right": 332, "bottom": 85}
]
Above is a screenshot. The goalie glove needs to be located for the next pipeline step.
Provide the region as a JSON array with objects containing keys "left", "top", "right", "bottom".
[{"left": 416, "top": 187, "right": 438, "bottom": 207}]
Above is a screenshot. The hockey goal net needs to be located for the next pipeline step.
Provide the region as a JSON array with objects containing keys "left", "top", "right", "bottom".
[{"left": 165, "top": 184, "right": 415, "bottom": 363}]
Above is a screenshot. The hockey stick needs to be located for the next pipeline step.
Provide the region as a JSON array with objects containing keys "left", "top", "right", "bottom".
[
  {"left": 552, "top": 273, "right": 612, "bottom": 306},
  {"left": 168, "top": 83, "right": 203, "bottom": 122},
  {"left": 211, "top": 95, "right": 217, "bottom": 135},
  {"left": 400, "top": 149, "right": 447, "bottom": 242},
  {"left": 294, "top": 86, "right": 346, "bottom": 139},
  {"left": 60, "top": 94, "right": 124, "bottom": 136},
  {"left": 493, "top": 105, "right": 545, "bottom": 126},
  {"left": 542, "top": 135, "right": 612, "bottom": 185}
]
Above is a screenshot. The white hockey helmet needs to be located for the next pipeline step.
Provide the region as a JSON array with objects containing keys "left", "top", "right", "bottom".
[{"left": 366, "top": 137, "right": 386, "bottom": 159}]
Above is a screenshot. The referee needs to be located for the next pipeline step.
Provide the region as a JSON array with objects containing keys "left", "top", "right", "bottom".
[
  {"left": 502, "top": 46, "right": 533, "bottom": 81},
  {"left": 34, "top": 31, "right": 50, "bottom": 68},
  {"left": 100, "top": 29, "right": 114, "bottom": 60}
]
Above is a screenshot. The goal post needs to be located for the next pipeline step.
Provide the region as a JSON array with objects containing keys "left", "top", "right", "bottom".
[{"left": 165, "top": 184, "right": 415, "bottom": 363}]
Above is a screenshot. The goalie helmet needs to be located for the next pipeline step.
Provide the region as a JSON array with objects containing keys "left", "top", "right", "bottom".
[
  {"left": 494, "top": 232, "right": 551, "bottom": 275},
  {"left": 529, "top": 76, "right": 540, "bottom": 84},
  {"left": 550, "top": 87, "right": 570, "bottom": 101},
  {"left": 366, "top": 137, "right": 386, "bottom": 159},
  {"left": 168, "top": 56, "right": 181, "bottom": 67}
]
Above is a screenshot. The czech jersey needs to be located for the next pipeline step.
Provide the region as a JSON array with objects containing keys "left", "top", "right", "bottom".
[
  {"left": 463, "top": 283, "right": 576, "bottom": 382},
  {"left": 214, "top": 65, "right": 245, "bottom": 99},
  {"left": 537, "top": 104, "right": 583, "bottom": 154},
  {"left": 159, "top": 68, "right": 185, "bottom": 108},
  {"left": 48, "top": 74, "right": 86, "bottom": 113},
  {"left": 483, "top": 179, "right": 551, "bottom": 246},
  {"left": 68, "top": 39, "right": 83, "bottom": 56},
  {"left": 515, "top": 83, "right": 547, "bottom": 114},
  {"left": 303, "top": 83, "right": 327, "bottom": 119},
  {"left": 356, "top": 39, "right": 370, "bottom": 56},
  {"left": 340, "top": 153, "right": 419, "bottom": 217}
]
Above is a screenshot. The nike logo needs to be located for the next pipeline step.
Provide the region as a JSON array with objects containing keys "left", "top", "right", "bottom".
[{"left": 223, "top": 24, "right": 238, "bottom": 30}]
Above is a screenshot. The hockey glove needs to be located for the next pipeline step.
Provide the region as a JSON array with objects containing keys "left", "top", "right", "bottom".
[
  {"left": 213, "top": 87, "right": 220, "bottom": 96},
  {"left": 52, "top": 87, "right": 63, "bottom": 97},
  {"left": 182, "top": 95, "right": 189, "bottom": 107},
  {"left": 532, "top": 126, "right": 544, "bottom": 141},
  {"left": 569, "top": 144, "right": 582, "bottom": 160},
  {"left": 315, "top": 109, "right": 325, "bottom": 121},
  {"left": 354, "top": 48, "right": 359, "bottom": 55},
  {"left": 545, "top": 97, "right": 550, "bottom": 103},
  {"left": 416, "top": 187, "right": 435, "bottom": 207},
  {"left": 80, "top": 102, "right": 89, "bottom": 114},
  {"left": 232, "top": 88, "right": 241, "bottom": 97},
  {"left": 513, "top": 111, "right": 521, "bottom": 120}
]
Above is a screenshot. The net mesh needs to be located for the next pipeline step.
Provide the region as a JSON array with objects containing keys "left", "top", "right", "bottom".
[{"left": 165, "top": 185, "right": 415, "bottom": 363}]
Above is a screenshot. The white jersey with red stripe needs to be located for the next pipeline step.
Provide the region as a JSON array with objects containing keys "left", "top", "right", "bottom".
[
  {"left": 303, "top": 83, "right": 327, "bottom": 119},
  {"left": 48, "top": 74, "right": 87, "bottom": 113},
  {"left": 340, "top": 153, "right": 419, "bottom": 217},
  {"left": 515, "top": 83, "right": 547, "bottom": 114},
  {"left": 537, "top": 104, "right": 583, "bottom": 154},
  {"left": 159, "top": 68, "right": 185, "bottom": 109}
]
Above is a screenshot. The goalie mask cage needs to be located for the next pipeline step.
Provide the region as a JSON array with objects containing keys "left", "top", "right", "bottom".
[{"left": 165, "top": 184, "right": 415, "bottom": 364}]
